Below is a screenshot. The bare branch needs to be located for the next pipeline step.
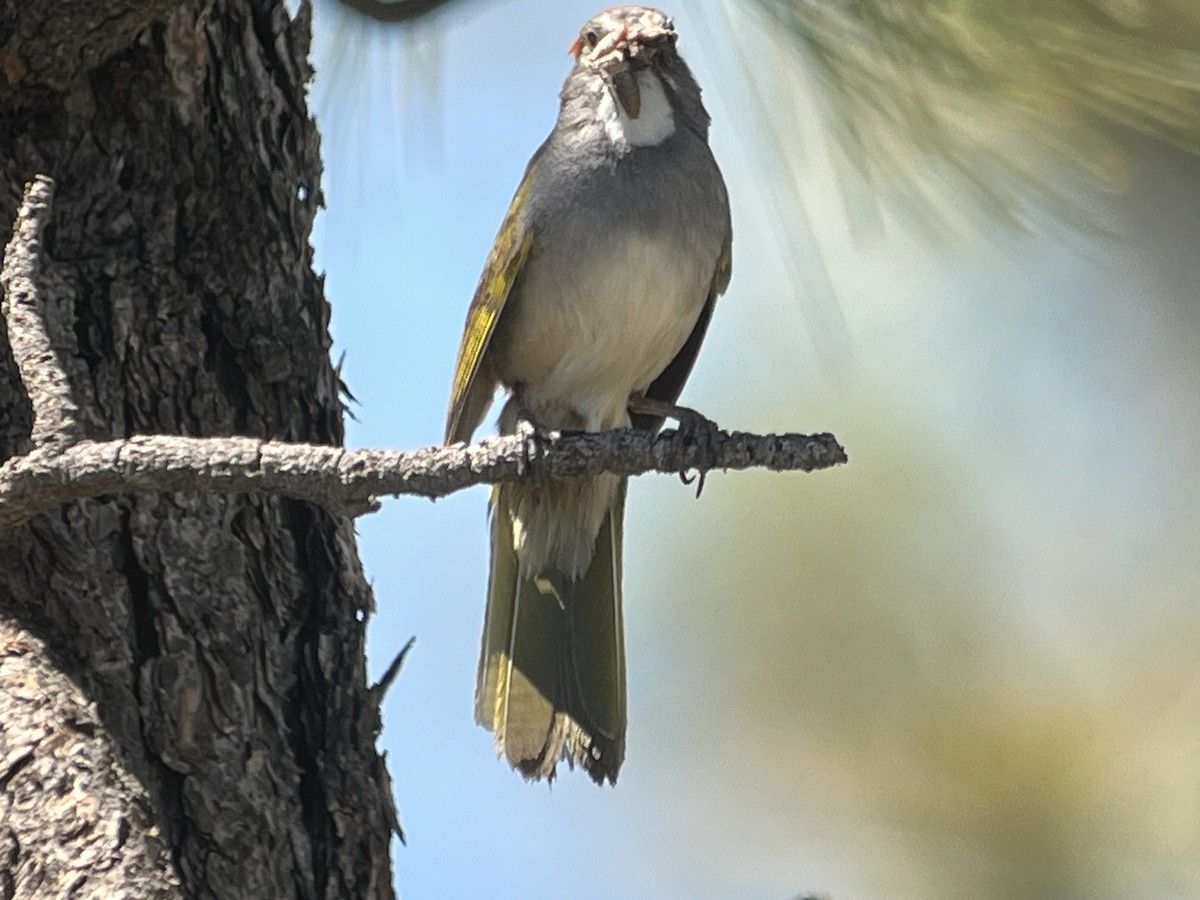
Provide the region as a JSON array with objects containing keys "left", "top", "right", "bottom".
[
  {"left": 0, "top": 429, "right": 847, "bottom": 531},
  {"left": 1, "top": 175, "right": 81, "bottom": 449},
  {"left": 333, "top": 0, "right": 467, "bottom": 24},
  {"left": 371, "top": 636, "right": 416, "bottom": 704}
]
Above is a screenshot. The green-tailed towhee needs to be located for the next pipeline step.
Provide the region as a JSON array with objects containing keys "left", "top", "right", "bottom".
[{"left": 445, "top": 4, "right": 732, "bottom": 785}]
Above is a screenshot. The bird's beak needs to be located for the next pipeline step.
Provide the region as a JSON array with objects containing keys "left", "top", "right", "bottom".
[
  {"left": 600, "top": 37, "right": 669, "bottom": 120},
  {"left": 577, "top": 22, "right": 675, "bottom": 121},
  {"left": 609, "top": 67, "right": 642, "bottom": 119}
]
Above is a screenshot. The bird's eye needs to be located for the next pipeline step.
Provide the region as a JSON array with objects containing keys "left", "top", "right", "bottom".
[{"left": 584, "top": 29, "right": 600, "bottom": 49}]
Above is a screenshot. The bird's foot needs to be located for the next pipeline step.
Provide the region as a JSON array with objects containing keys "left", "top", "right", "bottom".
[
  {"left": 627, "top": 395, "right": 721, "bottom": 497},
  {"left": 513, "top": 410, "right": 551, "bottom": 489},
  {"left": 672, "top": 407, "right": 721, "bottom": 498}
]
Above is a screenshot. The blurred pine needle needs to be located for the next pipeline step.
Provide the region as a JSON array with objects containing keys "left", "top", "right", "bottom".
[
  {"left": 320, "top": 0, "right": 1200, "bottom": 231},
  {"left": 744, "top": 0, "right": 1200, "bottom": 227}
]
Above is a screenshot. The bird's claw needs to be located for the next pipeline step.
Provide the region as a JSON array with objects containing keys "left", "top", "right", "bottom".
[
  {"left": 514, "top": 412, "right": 550, "bottom": 489},
  {"left": 626, "top": 394, "right": 722, "bottom": 497},
  {"left": 670, "top": 408, "right": 720, "bottom": 498}
]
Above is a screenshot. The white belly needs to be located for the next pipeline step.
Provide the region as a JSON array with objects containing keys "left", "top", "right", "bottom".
[{"left": 496, "top": 229, "right": 709, "bottom": 432}]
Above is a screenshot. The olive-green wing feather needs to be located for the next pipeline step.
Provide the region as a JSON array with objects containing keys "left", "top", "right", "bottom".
[
  {"left": 444, "top": 173, "right": 536, "bottom": 445},
  {"left": 631, "top": 240, "right": 732, "bottom": 432}
]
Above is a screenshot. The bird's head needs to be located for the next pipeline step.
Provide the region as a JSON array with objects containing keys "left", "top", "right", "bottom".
[{"left": 570, "top": 6, "right": 678, "bottom": 119}]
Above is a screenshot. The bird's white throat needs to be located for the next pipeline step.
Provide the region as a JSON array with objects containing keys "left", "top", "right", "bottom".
[{"left": 597, "top": 69, "right": 675, "bottom": 148}]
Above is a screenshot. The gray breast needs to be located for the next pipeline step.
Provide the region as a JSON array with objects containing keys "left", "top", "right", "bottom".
[{"left": 491, "top": 118, "right": 730, "bottom": 432}]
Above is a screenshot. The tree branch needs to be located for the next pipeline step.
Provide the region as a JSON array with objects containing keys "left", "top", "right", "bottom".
[
  {"left": 0, "top": 429, "right": 847, "bottom": 530},
  {"left": 0, "top": 175, "right": 81, "bottom": 449},
  {"left": 333, "top": 0, "right": 467, "bottom": 25},
  {"left": 0, "top": 175, "right": 847, "bottom": 533}
]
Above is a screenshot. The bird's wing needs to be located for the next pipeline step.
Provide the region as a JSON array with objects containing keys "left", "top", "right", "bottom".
[
  {"left": 444, "top": 172, "right": 536, "bottom": 445},
  {"left": 632, "top": 238, "right": 732, "bottom": 432}
]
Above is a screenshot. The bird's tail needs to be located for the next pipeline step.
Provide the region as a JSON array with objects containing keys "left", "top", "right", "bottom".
[{"left": 475, "top": 479, "right": 627, "bottom": 784}]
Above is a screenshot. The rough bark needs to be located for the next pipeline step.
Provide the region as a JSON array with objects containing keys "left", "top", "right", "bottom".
[{"left": 0, "top": 1, "right": 395, "bottom": 897}]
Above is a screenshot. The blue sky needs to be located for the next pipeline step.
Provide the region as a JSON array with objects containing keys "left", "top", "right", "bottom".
[{"left": 308, "top": 3, "right": 1200, "bottom": 897}]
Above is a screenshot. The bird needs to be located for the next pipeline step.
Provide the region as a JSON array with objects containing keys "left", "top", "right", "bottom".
[{"left": 444, "top": 4, "right": 732, "bottom": 785}]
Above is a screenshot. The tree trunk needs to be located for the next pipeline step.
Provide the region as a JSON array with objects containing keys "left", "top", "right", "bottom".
[{"left": 0, "top": 1, "right": 396, "bottom": 897}]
